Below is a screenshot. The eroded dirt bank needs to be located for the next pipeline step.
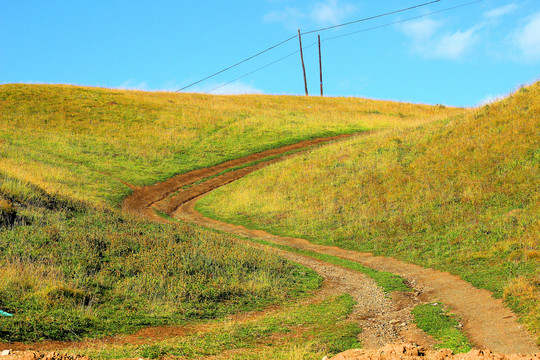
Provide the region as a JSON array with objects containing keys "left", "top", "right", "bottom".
[{"left": 329, "top": 343, "right": 540, "bottom": 359}]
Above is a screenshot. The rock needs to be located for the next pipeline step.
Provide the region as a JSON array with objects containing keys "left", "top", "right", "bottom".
[
  {"left": 1, "top": 350, "right": 11, "bottom": 356},
  {"left": 20, "top": 351, "right": 40, "bottom": 360}
]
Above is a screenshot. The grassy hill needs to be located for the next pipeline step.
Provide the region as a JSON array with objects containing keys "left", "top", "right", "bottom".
[
  {"left": 198, "top": 82, "right": 540, "bottom": 340},
  {"left": 0, "top": 84, "right": 457, "bottom": 348},
  {"left": 0, "top": 84, "right": 458, "bottom": 207}
]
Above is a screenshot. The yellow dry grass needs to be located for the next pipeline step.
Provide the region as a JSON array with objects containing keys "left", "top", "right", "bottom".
[
  {"left": 0, "top": 83, "right": 463, "bottom": 206},
  {"left": 198, "top": 81, "right": 540, "bottom": 340}
]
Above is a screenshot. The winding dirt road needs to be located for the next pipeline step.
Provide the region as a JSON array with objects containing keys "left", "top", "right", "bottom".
[{"left": 123, "top": 134, "right": 539, "bottom": 357}]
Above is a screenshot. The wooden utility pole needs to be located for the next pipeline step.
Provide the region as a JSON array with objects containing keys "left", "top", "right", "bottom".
[
  {"left": 318, "top": 35, "right": 323, "bottom": 97},
  {"left": 298, "top": 29, "right": 308, "bottom": 96}
]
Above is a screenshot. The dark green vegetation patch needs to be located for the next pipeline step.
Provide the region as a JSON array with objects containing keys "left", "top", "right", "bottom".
[{"left": 412, "top": 303, "right": 471, "bottom": 353}]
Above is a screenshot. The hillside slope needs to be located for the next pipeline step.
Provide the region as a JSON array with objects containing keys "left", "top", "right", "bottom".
[
  {"left": 0, "top": 84, "right": 459, "bottom": 207},
  {"left": 197, "top": 82, "right": 540, "bottom": 340},
  {"left": 0, "top": 84, "right": 458, "bottom": 350}
]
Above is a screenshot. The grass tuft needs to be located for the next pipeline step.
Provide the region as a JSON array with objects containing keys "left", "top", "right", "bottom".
[
  {"left": 412, "top": 303, "right": 471, "bottom": 353},
  {"left": 80, "top": 294, "right": 361, "bottom": 360}
]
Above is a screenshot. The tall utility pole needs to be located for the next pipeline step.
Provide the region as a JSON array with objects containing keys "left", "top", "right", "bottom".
[
  {"left": 318, "top": 35, "right": 323, "bottom": 97},
  {"left": 298, "top": 29, "right": 308, "bottom": 96}
]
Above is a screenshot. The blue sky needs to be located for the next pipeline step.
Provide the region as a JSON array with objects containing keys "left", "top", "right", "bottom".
[{"left": 1, "top": 0, "right": 540, "bottom": 106}]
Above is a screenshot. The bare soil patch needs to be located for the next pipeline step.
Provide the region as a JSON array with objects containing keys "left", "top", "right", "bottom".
[{"left": 329, "top": 343, "right": 540, "bottom": 360}]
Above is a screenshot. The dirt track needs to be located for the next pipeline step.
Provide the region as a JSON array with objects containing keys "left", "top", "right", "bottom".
[{"left": 122, "top": 134, "right": 539, "bottom": 358}]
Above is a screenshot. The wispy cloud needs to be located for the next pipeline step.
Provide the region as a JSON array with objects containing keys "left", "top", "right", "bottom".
[
  {"left": 192, "top": 81, "right": 264, "bottom": 95},
  {"left": 399, "top": 6, "right": 540, "bottom": 64},
  {"left": 399, "top": 18, "right": 441, "bottom": 41},
  {"left": 263, "top": 7, "right": 305, "bottom": 30},
  {"left": 514, "top": 11, "right": 540, "bottom": 61},
  {"left": 310, "top": 0, "right": 357, "bottom": 26},
  {"left": 483, "top": 3, "right": 518, "bottom": 19},
  {"left": 264, "top": 0, "right": 356, "bottom": 30},
  {"left": 432, "top": 29, "right": 477, "bottom": 59},
  {"left": 477, "top": 93, "right": 506, "bottom": 106},
  {"left": 117, "top": 80, "right": 149, "bottom": 91},
  {"left": 399, "top": 19, "right": 477, "bottom": 60}
]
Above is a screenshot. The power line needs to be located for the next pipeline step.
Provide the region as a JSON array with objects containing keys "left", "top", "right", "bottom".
[
  {"left": 301, "top": 0, "right": 441, "bottom": 35},
  {"left": 205, "top": 43, "right": 318, "bottom": 94},
  {"left": 177, "top": 35, "right": 297, "bottom": 92},
  {"left": 204, "top": 0, "right": 482, "bottom": 94},
  {"left": 177, "top": 0, "right": 442, "bottom": 92},
  {"left": 324, "top": 0, "right": 483, "bottom": 42}
]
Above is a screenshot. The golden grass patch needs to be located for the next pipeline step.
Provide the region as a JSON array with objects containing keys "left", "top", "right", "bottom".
[{"left": 198, "top": 81, "right": 540, "bottom": 339}]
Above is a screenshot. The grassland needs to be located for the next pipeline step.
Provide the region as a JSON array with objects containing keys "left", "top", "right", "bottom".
[
  {"left": 0, "top": 84, "right": 460, "bottom": 207},
  {"left": 78, "top": 295, "right": 360, "bottom": 360},
  {"left": 248, "top": 237, "right": 411, "bottom": 293},
  {"left": 197, "top": 82, "right": 540, "bottom": 340},
  {"left": 0, "top": 84, "right": 459, "bottom": 345},
  {"left": 0, "top": 174, "right": 323, "bottom": 342}
]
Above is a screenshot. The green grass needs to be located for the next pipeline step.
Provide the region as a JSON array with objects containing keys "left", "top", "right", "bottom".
[
  {"left": 79, "top": 294, "right": 361, "bottom": 360},
  {"left": 196, "top": 82, "right": 540, "bottom": 340},
  {"left": 178, "top": 147, "right": 309, "bottom": 192},
  {"left": 164, "top": 206, "right": 410, "bottom": 294},
  {"left": 412, "top": 303, "right": 471, "bottom": 353},
  {"left": 0, "top": 173, "right": 321, "bottom": 342}
]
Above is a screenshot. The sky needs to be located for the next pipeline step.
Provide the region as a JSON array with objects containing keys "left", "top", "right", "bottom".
[{"left": 1, "top": 0, "right": 540, "bottom": 106}]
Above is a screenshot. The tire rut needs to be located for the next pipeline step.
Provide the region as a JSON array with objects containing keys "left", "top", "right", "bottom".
[{"left": 123, "top": 134, "right": 539, "bottom": 356}]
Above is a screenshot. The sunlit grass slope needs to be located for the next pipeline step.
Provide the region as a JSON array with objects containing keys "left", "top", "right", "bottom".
[
  {"left": 198, "top": 82, "right": 540, "bottom": 339},
  {"left": 0, "top": 84, "right": 461, "bottom": 206},
  {"left": 0, "top": 173, "right": 320, "bottom": 342},
  {"left": 0, "top": 84, "right": 461, "bottom": 344}
]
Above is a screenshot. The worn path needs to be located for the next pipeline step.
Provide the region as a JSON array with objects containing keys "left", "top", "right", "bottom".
[{"left": 123, "top": 134, "right": 538, "bottom": 356}]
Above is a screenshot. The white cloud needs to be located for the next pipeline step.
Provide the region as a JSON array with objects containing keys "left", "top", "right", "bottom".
[
  {"left": 158, "top": 81, "right": 185, "bottom": 92},
  {"left": 311, "top": 0, "right": 356, "bottom": 26},
  {"left": 432, "top": 29, "right": 477, "bottom": 59},
  {"left": 514, "top": 12, "right": 540, "bottom": 61},
  {"left": 263, "top": 7, "right": 305, "bottom": 30},
  {"left": 399, "top": 19, "right": 477, "bottom": 60},
  {"left": 192, "top": 81, "right": 264, "bottom": 95},
  {"left": 264, "top": 0, "right": 356, "bottom": 29},
  {"left": 117, "top": 80, "right": 149, "bottom": 90},
  {"left": 477, "top": 93, "right": 506, "bottom": 106},
  {"left": 483, "top": 4, "right": 518, "bottom": 19},
  {"left": 399, "top": 18, "right": 441, "bottom": 41}
]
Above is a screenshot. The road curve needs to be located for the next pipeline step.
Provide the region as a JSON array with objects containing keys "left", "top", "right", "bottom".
[{"left": 123, "top": 134, "right": 539, "bottom": 355}]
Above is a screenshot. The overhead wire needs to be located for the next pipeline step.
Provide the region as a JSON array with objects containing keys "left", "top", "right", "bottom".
[
  {"left": 204, "top": 0, "right": 483, "bottom": 94},
  {"left": 323, "top": 0, "right": 483, "bottom": 42},
  {"left": 205, "top": 42, "right": 318, "bottom": 94},
  {"left": 177, "top": 0, "right": 442, "bottom": 92},
  {"left": 300, "top": 0, "right": 440, "bottom": 35},
  {"left": 177, "top": 35, "right": 297, "bottom": 92}
]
